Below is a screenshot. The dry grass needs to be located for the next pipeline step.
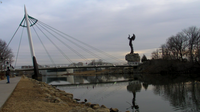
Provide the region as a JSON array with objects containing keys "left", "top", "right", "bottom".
[{"left": 0, "top": 78, "right": 76, "bottom": 112}]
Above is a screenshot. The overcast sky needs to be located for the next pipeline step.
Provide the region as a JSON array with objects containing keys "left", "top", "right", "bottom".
[{"left": 0, "top": 0, "right": 200, "bottom": 66}]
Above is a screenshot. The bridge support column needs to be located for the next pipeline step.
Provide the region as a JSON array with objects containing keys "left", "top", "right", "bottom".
[
  {"left": 24, "top": 6, "right": 40, "bottom": 80},
  {"left": 95, "top": 68, "right": 97, "bottom": 72},
  {"left": 32, "top": 56, "right": 39, "bottom": 80}
]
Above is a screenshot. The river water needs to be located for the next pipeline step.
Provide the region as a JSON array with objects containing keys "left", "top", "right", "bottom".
[{"left": 54, "top": 75, "right": 200, "bottom": 112}]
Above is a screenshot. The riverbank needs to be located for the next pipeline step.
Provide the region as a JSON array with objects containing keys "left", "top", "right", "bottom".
[
  {"left": 138, "top": 59, "right": 200, "bottom": 76},
  {"left": 0, "top": 76, "right": 120, "bottom": 112}
]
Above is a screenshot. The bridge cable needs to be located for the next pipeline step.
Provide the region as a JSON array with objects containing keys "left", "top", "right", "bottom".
[
  {"left": 36, "top": 22, "right": 90, "bottom": 63},
  {"left": 29, "top": 18, "right": 56, "bottom": 66},
  {"left": 33, "top": 21, "right": 74, "bottom": 64},
  {"left": 14, "top": 24, "right": 25, "bottom": 68},
  {"left": 37, "top": 21, "right": 101, "bottom": 61},
  {"left": 37, "top": 21, "right": 105, "bottom": 62},
  {"left": 1, "top": 26, "right": 20, "bottom": 57},
  {"left": 6, "top": 26, "right": 20, "bottom": 48},
  {"left": 38, "top": 21, "right": 109, "bottom": 62},
  {"left": 38, "top": 21, "right": 124, "bottom": 63}
]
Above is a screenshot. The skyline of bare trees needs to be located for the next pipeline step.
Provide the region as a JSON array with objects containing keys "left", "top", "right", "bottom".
[{"left": 151, "top": 26, "right": 200, "bottom": 62}]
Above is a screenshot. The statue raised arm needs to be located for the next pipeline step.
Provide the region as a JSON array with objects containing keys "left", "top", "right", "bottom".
[{"left": 128, "top": 34, "right": 136, "bottom": 54}]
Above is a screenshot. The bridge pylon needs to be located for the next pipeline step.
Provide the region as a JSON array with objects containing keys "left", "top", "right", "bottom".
[{"left": 23, "top": 6, "right": 39, "bottom": 80}]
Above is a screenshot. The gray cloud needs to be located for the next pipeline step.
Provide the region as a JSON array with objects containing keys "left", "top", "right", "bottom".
[{"left": 0, "top": 0, "right": 200, "bottom": 66}]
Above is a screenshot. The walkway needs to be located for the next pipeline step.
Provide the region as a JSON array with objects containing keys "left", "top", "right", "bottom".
[{"left": 0, "top": 77, "right": 21, "bottom": 110}]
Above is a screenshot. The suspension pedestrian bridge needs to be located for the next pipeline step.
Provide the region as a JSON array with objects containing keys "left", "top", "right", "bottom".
[
  {"left": 14, "top": 64, "right": 138, "bottom": 71},
  {"left": 2, "top": 6, "right": 140, "bottom": 78}
]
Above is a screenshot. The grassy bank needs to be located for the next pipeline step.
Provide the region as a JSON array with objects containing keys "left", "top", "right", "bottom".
[{"left": 0, "top": 76, "right": 116, "bottom": 112}]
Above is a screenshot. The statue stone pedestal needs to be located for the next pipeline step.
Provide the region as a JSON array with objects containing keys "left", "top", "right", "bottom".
[{"left": 125, "top": 53, "right": 140, "bottom": 65}]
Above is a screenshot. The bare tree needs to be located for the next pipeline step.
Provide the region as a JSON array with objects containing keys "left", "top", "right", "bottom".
[
  {"left": 166, "top": 32, "right": 187, "bottom": 60},
  {"left": 89, "top": 59, "right": 96, "bottom": 65},
  {"left": 0, "top": 39, "right": 14, "bottom": 69},
  {"left": 151, "top": 49, "right": 161, "bottom": 59},
  {"left": 151, "top": 26, "right": 200, "bottom": 62},
  {"left": 160, "top": 44, "right": 172, "bottom": 59},
  {"left": 182, "top": 26, "right": 200, "bottom": 62},
  {"left": 97, "top": 59, "right": 103, "bottom": 65}
]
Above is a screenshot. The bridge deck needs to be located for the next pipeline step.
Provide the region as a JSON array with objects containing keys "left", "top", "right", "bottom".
[{"left": 13, "top": 65, "right": 139, "bottom": 71}]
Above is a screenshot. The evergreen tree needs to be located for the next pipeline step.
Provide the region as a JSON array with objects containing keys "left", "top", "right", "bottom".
[{"left": 141, "top": 54, "right": 147, "bottom": 62}]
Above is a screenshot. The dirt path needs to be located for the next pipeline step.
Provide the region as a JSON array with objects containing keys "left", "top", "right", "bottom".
[{"left": 0, "top": 78, "right": 74, "bottom": 112}]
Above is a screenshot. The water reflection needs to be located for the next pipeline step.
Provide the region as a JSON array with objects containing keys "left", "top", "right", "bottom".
[
  {"left": 44, "top": 74, "right": 130, "bottom": 85},
  {"left": 142, "top": 82, "right": 149, "bottom": 90},
  {"left": 51, "top": 74, "right": 200, "bottom": 112},
  {"left": 153, "top": 81, "right": 200, "bottom": 112},
  {"left": 127, "top": 81, "right": 141, "bottom": 112}
]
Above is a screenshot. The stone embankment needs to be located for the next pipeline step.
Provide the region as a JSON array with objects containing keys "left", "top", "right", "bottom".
[{"left": 25, "top": 76, "right": 120, "bottom": 112}]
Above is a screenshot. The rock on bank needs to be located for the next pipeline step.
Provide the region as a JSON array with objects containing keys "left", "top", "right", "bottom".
[{"left": 1, "top": 76, "right": 117, "bottom": 112}]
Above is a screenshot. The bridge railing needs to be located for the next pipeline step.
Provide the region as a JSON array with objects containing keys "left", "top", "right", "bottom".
[{"left": 11, "top": 62, "right": 140, "bottom": 71}]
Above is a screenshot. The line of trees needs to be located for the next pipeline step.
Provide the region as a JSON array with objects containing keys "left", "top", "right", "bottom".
[{"left": 151, "top": 26, "right": 200, "bottom": 62}]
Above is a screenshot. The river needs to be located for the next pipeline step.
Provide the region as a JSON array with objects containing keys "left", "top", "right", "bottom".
[{"left": 49, "top": 74, "right": 200, "bottom": 112}]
